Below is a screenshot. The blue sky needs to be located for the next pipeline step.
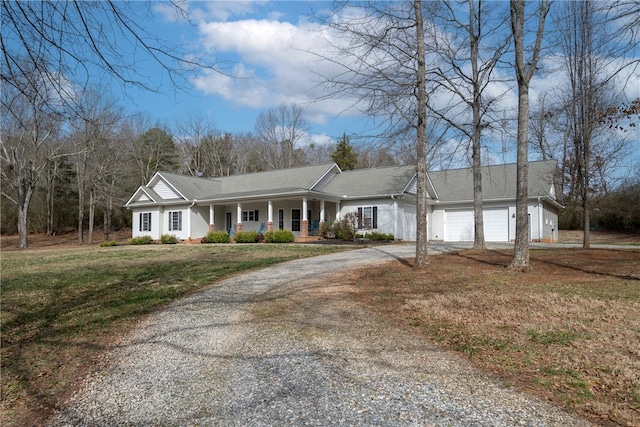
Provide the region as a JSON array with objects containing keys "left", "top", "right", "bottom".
[
  {"left": 123, "top": 1, "right": 364, "bottom": 147},
  {"left": 115, "top": 1, "right": 639, "bottom": 175}
]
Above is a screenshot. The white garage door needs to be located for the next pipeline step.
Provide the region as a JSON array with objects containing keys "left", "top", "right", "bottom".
[
  {"left": 483, "top": 208, "right": 509, "bottom": 241},
  {"left": 445, "top": 209, "right": 474, "bottom": 241}
]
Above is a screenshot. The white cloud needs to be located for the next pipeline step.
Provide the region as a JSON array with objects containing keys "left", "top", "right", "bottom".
[{"left": 191, "top": 14, "right": 364, "bottom": 125}]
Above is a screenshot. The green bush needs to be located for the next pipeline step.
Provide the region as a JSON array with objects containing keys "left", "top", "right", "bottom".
[
  {"left": 99, "top": 240, "right": 117, "bottom": 247},
  {"left": 364, "top": 231, "right": 394, "bottom": 241},
  {"left": 201, "top": 230, "right": 230, "bottom": 243},
  {"left": 160, "top": 234, "right": 178, "bottom": 244},
  {"left": 233, "top": 230, "right": 261, "bottom": 243},
  {"left": 129, "top": 235, "right": 153, "bottom": 245},
  {"left": 265, "top": 229, "right": 295, "bottom": 243}
]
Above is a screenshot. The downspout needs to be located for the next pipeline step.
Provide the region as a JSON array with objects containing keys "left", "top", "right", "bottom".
[
  {"left": 391, "top": 195, "right": 398, "bottom": 240},
  {"left": 537, "top": 197, "right": 543, "bottom": 242}
]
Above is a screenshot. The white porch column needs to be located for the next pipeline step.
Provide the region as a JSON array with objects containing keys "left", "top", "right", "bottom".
[
  {"left": 236, "top": 203, "right": 242, "bottom": 231},
  {"left": 267, "top": 200, "right": 274, "bottom": 231},
  {"left": 209, "top": 205, "right": 215, "bottom": 231},
  {"left": 301, "top": 197, "right": 309, "bottom": 238},
  {"left": 187, "top": 205, "right": 192, "bottom": 241},
  {"left": 320, "top": 200, "right": 325, "bottom": 222},
  {"left": 336, "top": 201, "right": 341, "bottom": 221}
]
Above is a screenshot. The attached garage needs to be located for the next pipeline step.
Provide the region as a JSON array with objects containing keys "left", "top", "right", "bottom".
[
  {"left": 444, "top": 207, "right": 509, "bottom": 242},
  {"left": 444, "top": 209, "right": 474, "bottom": 241},
  {"left": 483, "top": 207, "right": 509, "bottom": 241}
]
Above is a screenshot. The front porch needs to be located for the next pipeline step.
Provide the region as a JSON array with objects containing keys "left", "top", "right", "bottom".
[{"left": 199, "top": 196, "right": 341, "bottom": 240}]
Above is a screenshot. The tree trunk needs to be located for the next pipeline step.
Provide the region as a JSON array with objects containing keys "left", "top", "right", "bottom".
[
  {"left": 414, "top": 0, "right": 429, "bottom": 268},
  {"left": 103, "top": 195, "right": 112, "bottom": 241},
  {"left": 511, "top": 85, "right": 531, "bottom": 271},
  {"left": 470, "top": 0, "right": 485, "bottom": 250},
  {"left": 17, "top": 187, "right": 34, "bottom": 248},
  {"left": 45, "top": 159, "right": 59, "bottom": 236},
  {"left": 508, "top": 0, "right": 548, "bottom": 272},
  {"left": 77, "top": 180, "right": 85, "bottom": 244},
  {"left": 88, "top": 188, "right": 95, "bottom": 244}
]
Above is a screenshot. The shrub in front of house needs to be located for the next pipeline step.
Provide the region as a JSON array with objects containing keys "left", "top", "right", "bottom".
[
  {"left": 233, "top": 230, "right": 261, "bottom": 243},
  {"left": 366, "top": 232, "right": 394, "bottom": 241},
  {"left": 319, "top": 221, "right": 335, "bottom": 239},
  {"left": 129, "top": 235, "right": 153, "bottom": 245},
  {"left": 201, "top": 230, "right": 230, "bottom": 244},
  {"left": 264, "top": 229, "right": 295, "bottom": 243},
  {"left": 99, "top": 240, "right": 117, "bottom": 247},
  {"left": 160, "top": 234, "right": 178, "bottom": 244},
  {"left": 332, "top": 212, "right": 358, "bottom": 241}
]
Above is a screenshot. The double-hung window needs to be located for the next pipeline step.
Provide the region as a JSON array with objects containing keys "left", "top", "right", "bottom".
[
  {"left": 169, "top": 211, "right": 182, "bottom": 231},
  {"left": 139, "top": 212, "right": 152, "bottom": 232},
  {"left": 357, "top": 206, "right": 377, "bottom": 230},
  {"left": 241, "top": 210, "right": 259, "bottom": 222}
]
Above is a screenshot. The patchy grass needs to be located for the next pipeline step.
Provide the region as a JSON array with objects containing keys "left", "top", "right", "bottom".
[
  {"left": 350, "top": 248, "right": 640, "bottom": 426},
  {"left": 1, "top": 243, "right": 351, "bottom": 427}
]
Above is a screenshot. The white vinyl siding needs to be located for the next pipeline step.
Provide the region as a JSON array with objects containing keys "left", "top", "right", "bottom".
[{"left": 153, "top": 180, "right": 180, "bottom": 199}]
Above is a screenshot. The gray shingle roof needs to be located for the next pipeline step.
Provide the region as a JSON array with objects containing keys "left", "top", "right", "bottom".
[
  {"left": 214, "top": 163, "right": 336, "bottom": 197},
  {"left": 428, "top": 159, "right": 559, "bottom": 202},
  {"left": 155, "top": 172, "right": 220, "bottom": 200},
  {"left": 126, "top": 160, "right": 560, "bottom": 207},
  {"left": 321, "top": 165, "right": 416, "bottom": 197}
]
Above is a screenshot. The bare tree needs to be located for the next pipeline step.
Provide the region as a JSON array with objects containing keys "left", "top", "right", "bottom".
[
  {"left": 554, "top": 0, "right": 638, "bottom": 248},
  {"left": 1, "top": 1, "right": 225, "bottom": 246},
  {"left": 509, "top": 0, "right": 550, "bottom": 271},
  {"left": 254, "top": 104, "right": 309, "bottom": 170},
  {"left": 1, "top": 1, "right": 219, "bottom": 114},
  {"left": 69, "top": 87, "right": 122, "bottom": 243},
  {"left": 131, "top": 127, "right": 178, "bottom": 185},
  {"left": 0, "top": 65, "right": 63, "bottom": 248},
  {"left": 427, "top": 0, "right": 511, "bottom": 249},
  {"left": 174, "top": 113, "right": 217, "bottom": 177},
  {"left": 318, "top": 0, "right": 431, "bottom": 267},
  {"left": 414, "top": 0, "right": 429, "bottom": 267}
]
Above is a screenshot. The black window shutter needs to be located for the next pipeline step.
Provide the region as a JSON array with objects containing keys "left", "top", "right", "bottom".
[
  {"left": 357, "top": 207, "right": 363, "bottom": 229},
  {"left": 255, "top": 210, "right": 259, "bottom": 221},
  {"left": 139, "top": 213, "right": 143, "bottom": 231},
  {"left": 373, "top": 206, "right": 378, "bottom": 229}
]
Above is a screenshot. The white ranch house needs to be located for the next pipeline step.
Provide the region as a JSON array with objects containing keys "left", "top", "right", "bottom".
[{"left": 125, "top": 160, "right": 563, "bottom": 243}]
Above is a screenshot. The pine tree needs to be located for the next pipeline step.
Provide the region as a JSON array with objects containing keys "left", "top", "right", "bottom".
[{"left": 331, "top": 133, "right": 358, "bottom": 170}]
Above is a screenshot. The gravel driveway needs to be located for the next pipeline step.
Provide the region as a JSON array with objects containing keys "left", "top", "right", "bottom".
[{"left": 47, "top": 244, "right": 590, "bottom": 426}]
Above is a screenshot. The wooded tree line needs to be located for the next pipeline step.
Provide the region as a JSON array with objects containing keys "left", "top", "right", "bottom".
[
  {"left": 2, "top": 0, "right": 639, "bottom": 264},
  {"left": 0, "top": 99, "right": 403, "bottom": 241}
]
